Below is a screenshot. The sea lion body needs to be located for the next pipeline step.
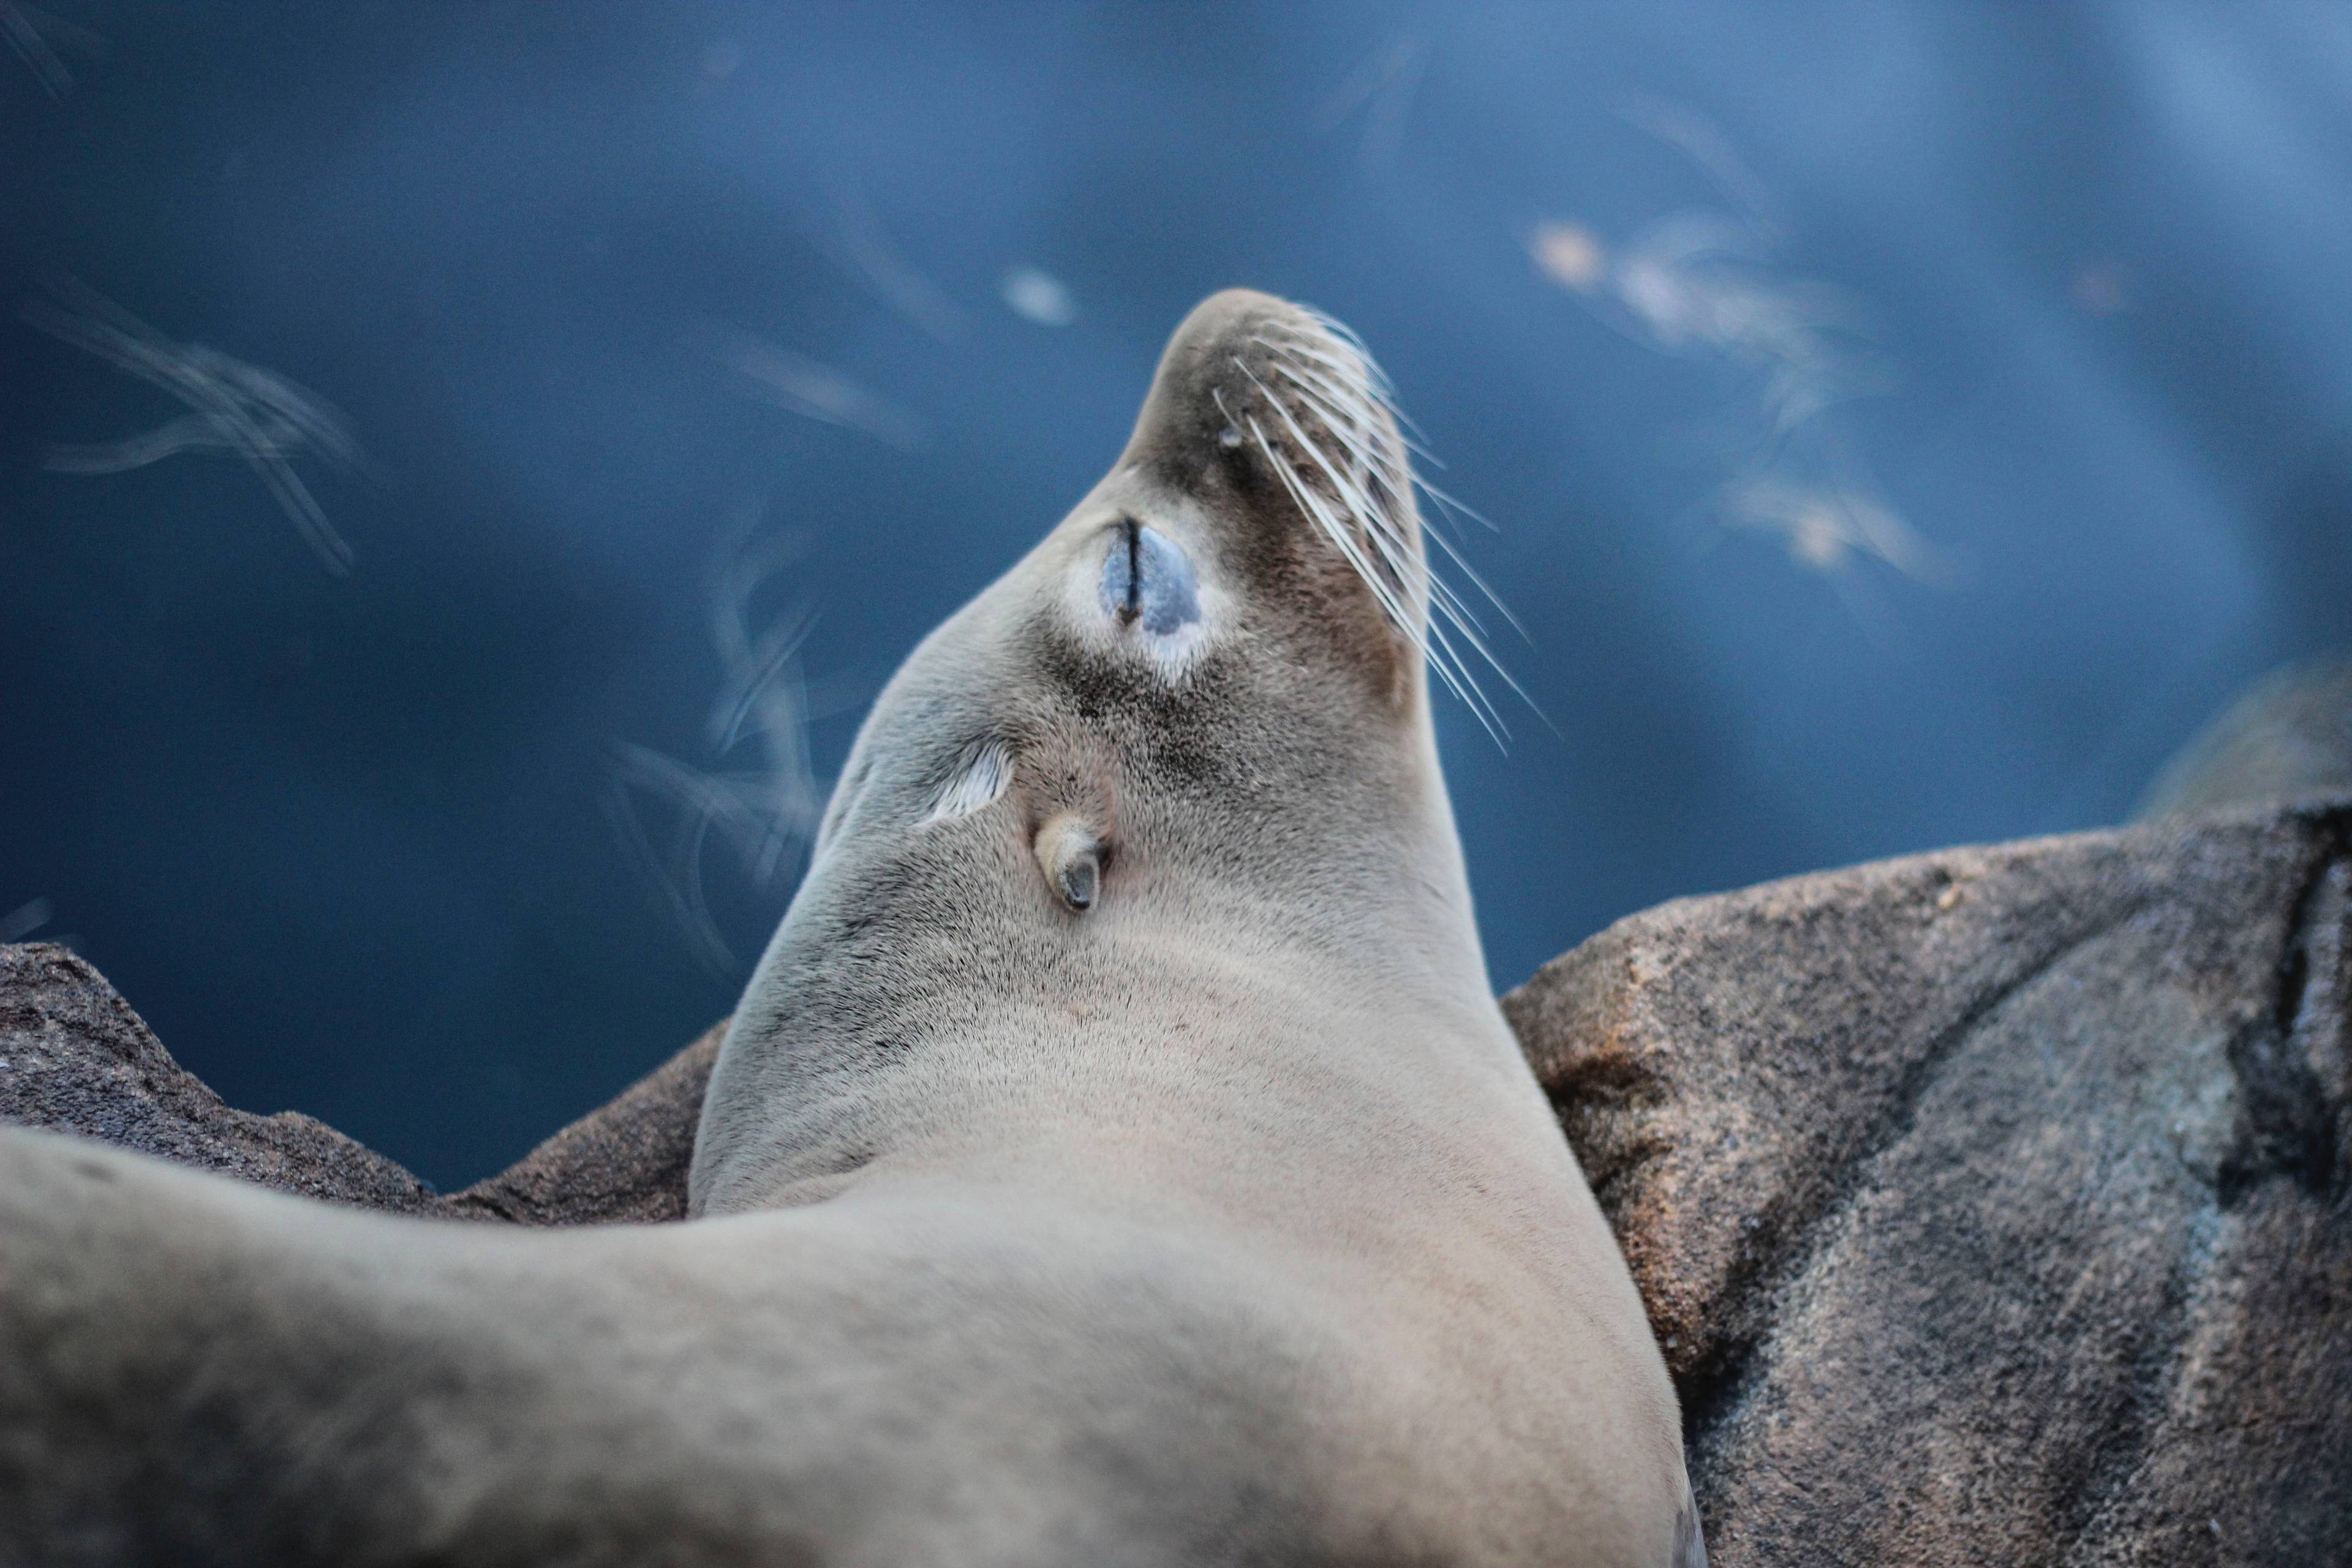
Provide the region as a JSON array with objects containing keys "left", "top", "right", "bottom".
[{"left": 0, "top": 293, "right": 1697, "bottom": 1566}]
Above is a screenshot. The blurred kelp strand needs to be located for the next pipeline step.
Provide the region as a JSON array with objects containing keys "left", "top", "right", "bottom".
[
  {"left": 2, "top": 1, "right": 103, "bottom": 100},
  {"left": 704, "top": 328, "right": 929, "bottom": 451},
  {"left": 1716, "top": 470, "right": 1947, "bottom": 582},
  {"left": 1528, "top": 99, "right": 1947, "bottom": 588},
  {"left": 606, "top": 513, "right": 840, "bottom": 975},
  {"left": 1, "top": 897, "right": 53, "bottom": 943},
  {"left": 24, "top": 279, "right": 364, "bottom": 575},
  {"left": 0, "top": 895, "right": 77, "bottom": 955},
  {"left": 821, "top": 175, "right": 963, "bottom": 344},
  {"left": 1315, "top": 32, "right": 1428, "bottom": 173}
]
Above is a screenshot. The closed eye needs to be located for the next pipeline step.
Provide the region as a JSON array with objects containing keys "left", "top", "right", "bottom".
[{"left": 1098, "top": 519, "right": 1200, "bottom": 636}]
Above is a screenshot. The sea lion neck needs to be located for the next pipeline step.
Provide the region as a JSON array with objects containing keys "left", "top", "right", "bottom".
[
  {"left": 689, "top": 289, "right": 1503, "bottom": 1219},
  {"left": 685, "top": 680, "right": 1494, "bottom": 1216}
]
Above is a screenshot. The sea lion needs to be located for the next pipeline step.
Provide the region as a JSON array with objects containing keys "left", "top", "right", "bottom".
[{"left": 0, "top": 291, "right": 1698, "bottom": 1566}]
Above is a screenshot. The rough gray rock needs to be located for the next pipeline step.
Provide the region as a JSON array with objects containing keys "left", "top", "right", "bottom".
[
  {"left": 443, "top": 1020, "right": 718, "bottom": 1224},
  {"left": 0, "top": 941, "right": 718, "bottom": 1224},
  {"left": 7, "top": 799, "right": 2348, "bottom": 1564},
  {"left": 1502, "top": 797, "right": 2351, "bottom": 1566},
  {"left": 0, "top": 943, "right": 444, "bottom": 1213}
]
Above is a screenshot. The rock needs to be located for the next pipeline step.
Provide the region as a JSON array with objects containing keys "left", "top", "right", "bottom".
[
  {"left": 1502, "top": 797, "right": 2352, "bottom": 1566},
  {"left": 8, "top": 798, "right": 2348, "bottom": 1564},
  {"left": 0, "top": 943, "right": 444, "bottom": 1213},
  {"left": 0, "top": 941, "right": 717, "bottom": 1224},
  {"left": 444, "top": 1020, "right": 720, "bottom": 1224}
]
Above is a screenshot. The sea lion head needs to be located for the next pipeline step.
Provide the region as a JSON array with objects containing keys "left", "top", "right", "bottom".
[{"left": 692, "top": 290, "right": 1500, "bottom": 1213}]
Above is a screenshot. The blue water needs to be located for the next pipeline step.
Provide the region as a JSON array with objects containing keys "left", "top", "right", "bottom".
[{"left": 4, "top": 2, "right": 2348, "bottom": 1187}]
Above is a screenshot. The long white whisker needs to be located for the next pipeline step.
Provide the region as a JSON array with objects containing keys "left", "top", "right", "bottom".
[
  {"left": 1422, "top": 612, "right": 1512, "bottom": 744},
  {"left": 1239, "top": 366, "right": 1414, "bottom": 620},
  {"left": 1409, "top": 474, "right": 1498, "bottom": 537},
  {"left": 1243, "top": 401, "right": 1417, "bottom": 640},
  {"left": 1273, "top": 345, "right": 1446, "bottom": 464},
  {"left": 1248, "top": 375, "right": 1435, "bottom": 663},
  {"left": 1268, "top": 359, "right": 1479, "bottom": 564},
  {"left": 1265, "top": 360, "right": 1473, "bottom": 654},
  {"left": 1417, "top": 522, "right": 1528, "bottom": 641},
  {"left": 1267, "top": 369, "right": 1410, "bottom": 551},
  {"left": 1230, "top": 314, "right": 1540, "bottom": 744},
  {"left": 1251, "top": 380, "right": 1514, "bottom": 744}
]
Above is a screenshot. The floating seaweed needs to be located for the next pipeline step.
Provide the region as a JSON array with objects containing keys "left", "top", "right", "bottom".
[
  {"left": 1529, "top": 100, "right": 1945, "bottom": 586},
  {"left": 26, "top": 280, "right": 363, "bottom": 574},
  {"left": 606, "top": 510, "right": 842, "bottom": 973},
  {"left": 707, "top": 330, "right": 929, "bottom": 451}
]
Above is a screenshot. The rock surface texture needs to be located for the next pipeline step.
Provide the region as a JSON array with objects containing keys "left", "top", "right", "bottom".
[
  {"left": 6, "top": 796, "right": 2348, "bottom": 1566},
  {"left": 0, "top": 941, "right": 720, "bottom": 1225},
  {"left": 1502, "top": 796, "right": 2351, "bottom": 1566}
]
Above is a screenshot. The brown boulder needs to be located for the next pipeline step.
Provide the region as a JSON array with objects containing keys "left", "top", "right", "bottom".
[
  {"left": 1504, "top": 797, "right": 2351, "bottom": 1565},
  {"left": 442, "top": 1020, "right": 719, "bottom": 1224},
  {"left": 0, "top": 941, "right": 717, "bottom": 1225}
]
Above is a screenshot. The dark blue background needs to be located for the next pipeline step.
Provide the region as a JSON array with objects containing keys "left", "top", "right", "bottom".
[{"left": 5, "top": 2, "right": 2348, "bottom": 1188}]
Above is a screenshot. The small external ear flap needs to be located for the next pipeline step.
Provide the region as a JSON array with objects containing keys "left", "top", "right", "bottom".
[
  {"left": 924, "top": 739, "right": 1013, "bottom": 824},
  {"left": 1035, "top": 813, "right": 1105, "bottom": 912}
]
